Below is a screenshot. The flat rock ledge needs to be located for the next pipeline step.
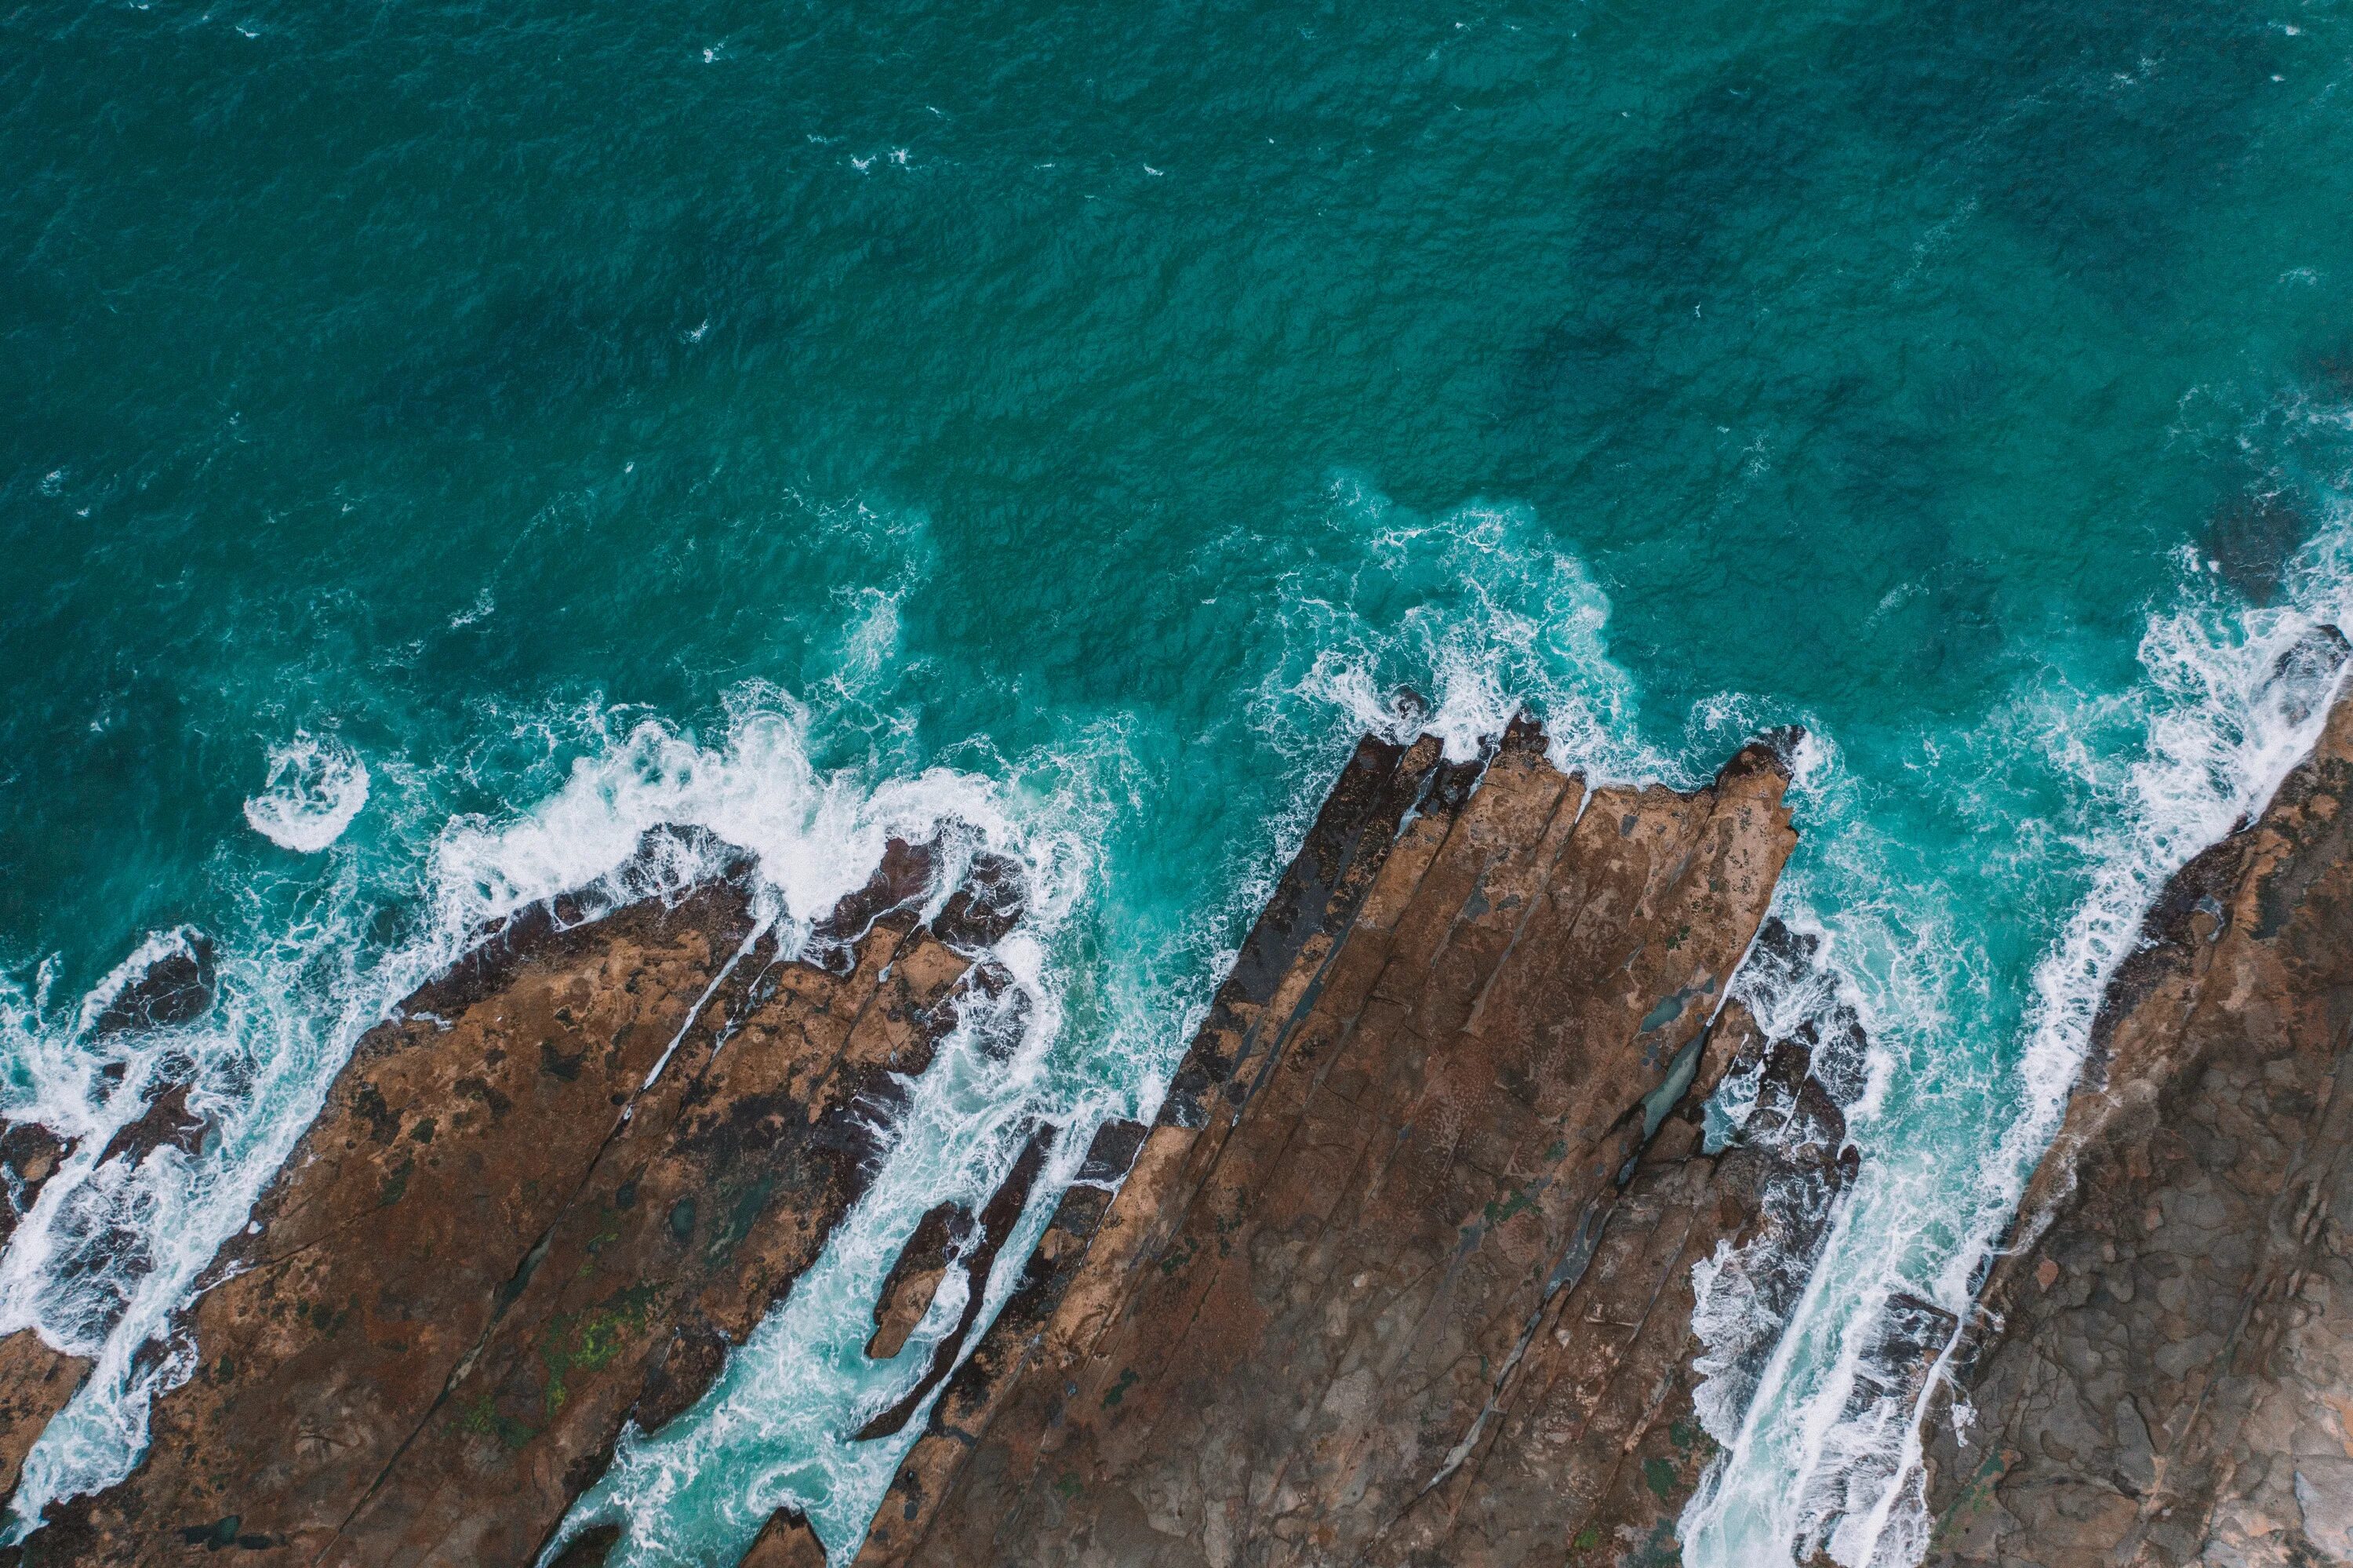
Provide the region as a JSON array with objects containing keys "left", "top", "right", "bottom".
[
  {"left": 0, "top": 718, "right": 1859, "bottom": 1567},
  {"left": 1923, "top": 671, "right": 2353, "bottom": 1568}
]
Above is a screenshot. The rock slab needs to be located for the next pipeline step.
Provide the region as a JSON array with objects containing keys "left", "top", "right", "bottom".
[
  {"left": 15, "top": 833, "right": 1006, "bottom": 1566},
  {"left": 852, "top": 718, "right": 1824, "bottom": 1568}
]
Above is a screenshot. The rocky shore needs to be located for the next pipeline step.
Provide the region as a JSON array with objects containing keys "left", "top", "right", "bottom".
[
  {"left": 849, "top": 718, "right": 1846, "bottom": 1568},
  {"left": 1, "top": 829, "right": 1031, "bottom": 1565},
  {"left": 1921, "top": 657, "right": 2353, "bottom": 1566},
  {"left": 0, "top": 715, "right": 1861, "bottom": 1566},
  {"left": 26, "top": 675, "right": 2353, "bottom": 1568}
]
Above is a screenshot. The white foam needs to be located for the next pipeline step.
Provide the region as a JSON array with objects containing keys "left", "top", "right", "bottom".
[
  {"left": 1259, "top": 478, "right": 1668, "bottom": 781},
  {"left": 1680, "top": 525, "right": 2353, "bottom": 1567},
  {"left": 240, "top": 733, "right": 370, "bottom": 853}
]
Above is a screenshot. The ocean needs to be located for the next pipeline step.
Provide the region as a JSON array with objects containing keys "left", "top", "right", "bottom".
[{"left": 5, "top": 0, "right": 2351, "bottom": 1561}]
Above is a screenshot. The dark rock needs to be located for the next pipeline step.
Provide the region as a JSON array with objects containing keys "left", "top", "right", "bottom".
[
  {"left": 1073, "top": 1119, "right": 1148, "bottom": 1187},
  {"left": 854, "top": 1124, "right": 1055, "bottom": 1442},
  {"left": 740, "top": 1508, "right": 828, "bottom": 1568},
  {"left": 867, "top": 1203, "right": 974, "bottom": 1362},
  {"left": 544, "top": 1523, "right": 620, "bottom": 1568},
  {"left": 813, "top": 838, "right": 940, "bottom": 955},
  {"left": 95, "top": 1080, "right": 206, "bottom": 1170},
  {"left": 93, "top": 931, "right": 215, "bottom": 1037},
  {"left": 0, "top": 1125, "right": 69, "bottom": 1249},
  {"left": 2206, "top": 489, "right": 2308, "bottom": 606},
  {"left": 929, "top": 850, "right": 1026, "bottom": 951}
]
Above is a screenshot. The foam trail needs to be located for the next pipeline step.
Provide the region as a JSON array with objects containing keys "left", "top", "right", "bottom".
[
  {"left": 241, "top": 733, "right": 370, "bottom": 853},
  {"left": 1680, "top": 530, "right": 2353, "bottom": 1567},
  {"left": 0, "top": 689, "right": 1076, "bottom": 1537}
]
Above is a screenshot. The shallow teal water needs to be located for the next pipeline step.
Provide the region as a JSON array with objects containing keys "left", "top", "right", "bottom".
[{"left": 6, "top": 0, "right": 2353, "bottom": 1562}]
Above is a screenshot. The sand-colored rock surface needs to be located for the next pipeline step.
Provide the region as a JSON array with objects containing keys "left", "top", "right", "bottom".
[{"left": 0, "top": 1333, "right": 85, "bottom": 1508}]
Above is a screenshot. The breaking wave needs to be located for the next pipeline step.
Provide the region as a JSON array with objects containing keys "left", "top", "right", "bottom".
[
  {"left": 240, "top": 733, "right": 370, "bottom": 853},
  {"left": 1252, "top": 475, "right": 1671, "bottom": 782}
]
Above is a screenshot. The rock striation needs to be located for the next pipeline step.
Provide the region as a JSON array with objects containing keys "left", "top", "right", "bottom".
[
  {"left": 0, "top": 718, "right": 1859, "bottom": 1568},
  {"left": 849, "top": 717, "right": 1847, "bottom": 1568},
  {"left": 1923, "top": 675, "right": 2353, "bottom": 1566}
]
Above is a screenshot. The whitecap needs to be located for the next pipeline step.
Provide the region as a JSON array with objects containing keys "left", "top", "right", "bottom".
[{"left": 240, "top": 734, "right": 370, "bottom": 853}]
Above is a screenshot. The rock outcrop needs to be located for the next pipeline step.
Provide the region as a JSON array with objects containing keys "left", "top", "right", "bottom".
[
  {"left": 849, "top": 717, "right": 1841, "bottom": 1568},
  {"left": 0, "top": 717, "right": 1856, "bottom": 1568},
  {"left": 9, "top": 831, "right": 1020, "bottom": 1566},
  {"left": 0, "top": 1334, "right": 84, "bottom": 1509},
  {"left": 1924, "top": 678, "right": 2353, "bottom": 1566}
]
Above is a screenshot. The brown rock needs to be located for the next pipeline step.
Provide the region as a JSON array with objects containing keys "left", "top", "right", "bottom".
[
  {"left": 867, "top": 1204, "right": 973, "bottom": 1362},
  {"left": 740, "top": 1508, "right": 829, "bottom": 1568},
  {"left": 14, "top": 831, "right": 1001, "bottom": 1566},
  {"left": 853, "top": 717, "right": 1813, "bottom": 1567},
  {"left": 1923, "top": 676, "right": 2353, "bottom": 1566},
  {"left": 0, "top": 1332, "right": 88, "bottom": 1505}
]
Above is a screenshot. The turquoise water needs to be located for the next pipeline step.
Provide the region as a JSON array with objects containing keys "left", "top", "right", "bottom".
[{"left": 6, "top": 0, "right": 2353, "bottom": 1561}]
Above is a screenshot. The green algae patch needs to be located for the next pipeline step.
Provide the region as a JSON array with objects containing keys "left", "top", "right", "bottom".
[{"left": 540, "top": 1282, "right": 660, "bottom": 1417}]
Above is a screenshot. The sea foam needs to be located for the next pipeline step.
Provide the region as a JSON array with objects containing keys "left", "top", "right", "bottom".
[{"left": 240, "top": 733, "right": 370, "bottom": 853}]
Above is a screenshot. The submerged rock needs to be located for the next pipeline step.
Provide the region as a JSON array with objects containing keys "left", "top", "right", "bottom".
[
  {"left": 93, "top": 930, "right": 216, "bottom": 1039},
  {"left": 850, "top": 717, "right": 1826, "bottom": 1567},
  {"left": 1923, "top": 683, "right": 2353, "bottom": 1566}
]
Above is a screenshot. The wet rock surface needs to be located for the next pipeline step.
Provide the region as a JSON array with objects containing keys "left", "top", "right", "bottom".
[
  {"left": 867, "top": 1202, "right": 973, "bottom": 1362},
  {"left": 1924, "top": 686, "right": 2353, "bottom": 1566},
  {"left": 93, "top": 931, "right": 216, "bottom": 1039},
  {"left": 9, "top": 833, "right": 1005, "bottom": 1566},
  {"left": 851, "top": 719, "right": 1824, "bottom": 1568}
]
